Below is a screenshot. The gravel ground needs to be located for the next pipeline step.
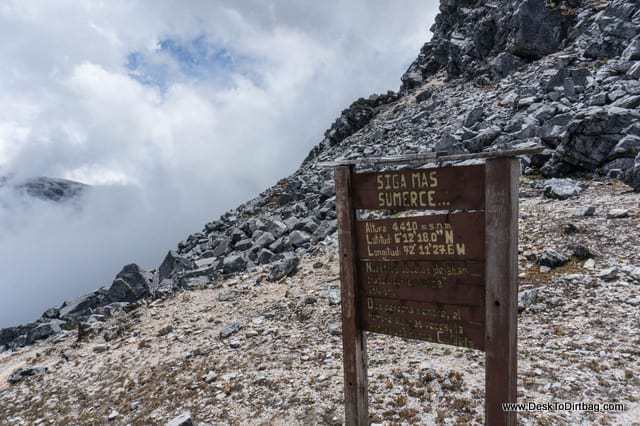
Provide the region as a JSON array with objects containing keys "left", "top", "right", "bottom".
[{"left": 1, "top": 176, "right": 639, "bottom": 426}]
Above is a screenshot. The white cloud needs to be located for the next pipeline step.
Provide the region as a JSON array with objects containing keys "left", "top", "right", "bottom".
[{"left": 0, "top": 0, "right": 438, "bottom": 326}]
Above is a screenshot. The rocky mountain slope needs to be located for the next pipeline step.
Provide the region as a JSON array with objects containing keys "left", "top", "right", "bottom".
[
  {"left": 1, "top": 179, "right": 639, "bottom": 425},
  {"left": 1, "top": 0, "right": 640, "bottom": 423},
  {"left": 0, "top": 176, "right": 88, "bottom": 203}
]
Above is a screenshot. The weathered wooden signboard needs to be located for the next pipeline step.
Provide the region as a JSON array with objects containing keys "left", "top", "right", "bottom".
[{"left": 326, "top": 148, "right": 536, "bottom": 426}]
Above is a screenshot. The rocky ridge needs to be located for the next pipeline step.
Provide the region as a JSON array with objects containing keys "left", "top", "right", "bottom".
[
  {"left": 0, "top": 178, "right": 639, "bottom": 425},
  {"left": 3, "top": 0, "right": 640, "bottom": 357},
  {"left": 1, "top": 0, "right": 640, "bottom": 422},
  {"left": 0, "top": 176, "right": 88, "bottom": 203}
]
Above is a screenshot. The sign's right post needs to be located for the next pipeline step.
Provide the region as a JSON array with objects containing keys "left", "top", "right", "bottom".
[{"left": 484, "top": 157, "right": 519, "bottom": 425}]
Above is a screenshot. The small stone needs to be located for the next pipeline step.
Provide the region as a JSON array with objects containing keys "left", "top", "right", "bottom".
[
  {"left": 573, "top": 206, "right": 595, "bottom": 217},
  {"left": 157, "top": 325, "right": 174, "bottom": 337},
  {"left": 222, "top": 254, "right": 247, "bottom": 274},
  {"left": 203, "top": 371, "right": 217, "bottom": 383},
  {"left": 328, "top": 321, "right": 342, "bottom": 336},
  {"left": 327, "top": 288, "right": 341, "bottom": 305},
  {"left": 220, "top": 321, "right": 241, "bottom": 339},
  {"left": 107, "top": 410, "right": 119, "bottom": 421},
  {"left": 543, "top": 178, "right": 583, "bottom": 200},
  {"left": 571, "top": 244, "right": 593, "bottom": 260},
  {"left": 538, "top": 249, "right": 569, "bottom": 268},
  {"left": 267, "top": 255, "right": 300, "bottom": 281},
  {"left": 562, "top": 223, "right": 579, "bottom": 235},
  {"left": 229, "top": 338, "right": 241, "bottom": 348},
  {"left": 166, "top": 411, "right": 193, "bottom": 426},
  {"left": 518, "top": 288, "right": 539, "bottom": 313},
  {"left": 583, "top": 259, "right": 596, "bottom": 270},
  {"left": 598, "top": 267, "right": 619, "bottom": 282},
  {"left": 217, "top": 290, "right": 236, "bottom": 302},
  {"left": 304, "top": 296, "right": 317, "bottom": 305},
  {"left": 7, "top": 367, "right": 48, "bottom": 384},
  {"left": 93, "top": 345, "right": 109, "bottom": 353},
  {"left": 288, "top": 230, "right": 311, "bottom": 247},
  {"left": 607, "top": 209, "right": 629, "bottom": 219},
  {"left": 245, "top": 329, "right": 259, "bottom": 338}
]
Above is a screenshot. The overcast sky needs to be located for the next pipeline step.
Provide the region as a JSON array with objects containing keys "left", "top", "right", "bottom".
[{"left": 0, "top": 1, "right": 438, "bottom": 327}]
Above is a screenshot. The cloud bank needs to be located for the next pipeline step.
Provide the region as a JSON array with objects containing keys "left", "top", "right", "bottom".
[{"left": 0, "top": 0, "right": 437, "bottom": 327}]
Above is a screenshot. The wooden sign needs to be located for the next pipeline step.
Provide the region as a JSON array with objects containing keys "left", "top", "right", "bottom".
[
  {"left": 352, "top": 164, "right": 485, "bottom": 210},
  {"left": 334, "top": 156, "right": 523, "bottom": 426},
  {"left": 355, "top": 213, "right": 485, "bottom": 261}
]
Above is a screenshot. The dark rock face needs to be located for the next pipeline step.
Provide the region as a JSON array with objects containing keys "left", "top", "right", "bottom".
[
  {"left": 303, "top": 92, "right": 399, "bottom": 163},
  {"left": 7, "top": 0, "right": 640, "bottom": 353},
  {"left": 401, "top": 0, "right": 575, "bottom": 87},
  {"left": 538, "top": 249, "right": 569, "bottom": 268},
  {"left": 158, "top": 251, "right": 196, "bottom": 283},
  {"left": 12, "top": 177, "right": 87, "bottom": 202},
  {"left": 26, "top": 320, "right": 63, "bottom": 344},
  {"left": 508, "top": 0, "right": 574, "bottom": 60},
  {"left": 107, "top": 264, "right": 152, "bottom": 303},
  {"left": 59, "top": 291, "right": 109, "bottom": 321},
  {"left": 543, "top": 178, "right": 583, "bottom": 200},
  {"left": 8, "top": 366, "right": 48, "bottom": 384},
  {"left": 543, "top": 107, "right": 640, "bottom": 176},
  {"left": 268, "top": 255, "right": 300, "bottom": 282}
]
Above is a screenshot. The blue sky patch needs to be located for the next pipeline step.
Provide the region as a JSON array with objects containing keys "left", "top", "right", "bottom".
[{"left": 126, "top": 35, "right": 257, "bottom": 91}]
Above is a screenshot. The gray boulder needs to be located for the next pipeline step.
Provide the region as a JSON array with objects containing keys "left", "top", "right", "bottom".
[
  {"left": 8, "top": 366, "right": 48, "bottom": 384},
  {"left": 624, "top": 154, "right": 640, "bottom": 191},
  {"left": 211, "top": 237, "right": 232, "bottom": 257},
  {"left": 622, "top": 38, "right": 640, "bottom": 61},
  {"left": 543, "top": 178, "right": 583, "bottom": 200},
  {"left": 610, "top": 135, "right": 640, "bottom": 159},
  {"left": 222, "top": 255, "right": 247, "bottom": 274},
  {"left": 27, "top": 320, "right": 63, "bottom": 344},
  {"left": 254, "top": 232, "right": 275, "bottom": 248},
  {"left": 257, "top": 249, "right": 274, "bottom": 265},
  {"left": 59, "top": 291, "right": 109, "bottom": 321},
  {"left": 234, "top": 238, "right": 253, "bottom": 251},
  {"left": 107, "top": 264, "right": 152, "bottom": 303},
  {"left": 158, "top": 251, "right": 195, "bottom": 282},
  {"left": 543, "top": 107, "right": 640, "bottom": 175},
  {"left": 508, "top": 0, "right": 573, "bottom": 60},
  {"left": 166, "top": 411, "right": 194, "bottom": 426},
  {"left": 538, "top": 249, "right": 569, "bottom": 268},
  {"left": 491, "top": 52, "right": 525, "bottom": 79},
  {"left": 220, "top": 322, "right": 241, "bottom": 339},
  {"left": 518, "top": 288, "right": 539, "bottom": 313},
  {"left": 289, "top": 230, "right": 311, "bottom": 248},
  {"left": 267, "top": 255, "right": 300, "bottom": 281},
  {"left": 463, "top": 105, "right": 484, "bottom": 128}
]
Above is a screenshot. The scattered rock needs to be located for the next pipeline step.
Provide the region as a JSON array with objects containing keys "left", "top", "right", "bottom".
[
  {"left": 8, "top": 367, "right": 48, "bottom": 384},
  {"left": 157, "top": 325, "right": 174, "bottom": 337},
  {"left": 220, "top": 322, "right": 241, "bottom": 339},
  {"left": 223, "top": 255, "right": 247, "bottom": 274},
  {"left": 267, "top": 256, "right": 300, "bottom": 282},
  {"left": 518, "top": 288, "right": 539, "bottom": 313},
  {"left": 607, "top": 209, "right": 629, "bottom": 219},
  {"left": 166, "top": 411, "right": 194, "bottom": 426},
  {"left": 598, "top": 267, "right": 619, "bottom": 282},
  {"left": 538, "top": 249, "right": 569, "bottom": 268},
  {"left": 328, "top": 321, "right": 341, "bottom": 336},
  {"left": 543, "top": 178, "right": 583, "bottom": 200},
  {"left": 573, "top": 206, "right": 595, "bottom": 217}
]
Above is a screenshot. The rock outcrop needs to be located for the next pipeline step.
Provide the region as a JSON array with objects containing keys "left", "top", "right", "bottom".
[{"left": 3, "top": 0, "right": 640, "bottom": 352}]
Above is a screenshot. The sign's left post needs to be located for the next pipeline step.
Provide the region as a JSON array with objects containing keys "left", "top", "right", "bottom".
[{"left": 335, "top": 165, "right": 369, "bottom": 426}]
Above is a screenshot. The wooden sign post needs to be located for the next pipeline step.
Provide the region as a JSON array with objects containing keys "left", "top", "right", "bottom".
[{"left": 329, "top": 148, "right": 537, "bottom": 425}]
